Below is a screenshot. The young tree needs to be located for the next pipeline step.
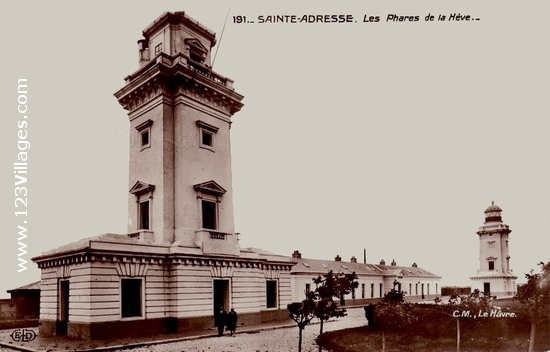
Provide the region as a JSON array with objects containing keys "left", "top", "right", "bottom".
[
  {"left": 371, "top": 287, "right": 414, "bottom": 351},
  {"left": 444, "top": 289, "right": 493, "bottom": 352},
  {"left": 313, "top": 270, "right": 359, "bottom": 335},
  {"left": 287, "top": 291, "right": 317, "bottom": 352},
  {"left": 287, "top": 270, "right": 358, "bottom": 352},
  {"left": 515, "top": 261, "right": 550, "bottom": 352},
  {"left": 375, "top": 288, "right": 413, "bottom": 329}
]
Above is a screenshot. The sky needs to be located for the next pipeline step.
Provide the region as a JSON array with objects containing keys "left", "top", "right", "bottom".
[{"left": 1, "top": 0, "right": 549, "bottom": 298}]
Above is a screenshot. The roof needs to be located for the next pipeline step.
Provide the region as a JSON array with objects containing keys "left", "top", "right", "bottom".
[
  {"left": 31, "top": 233, "right": 150, "bottom": 261},
  {"left": 485, "top": 201, "right": 502, "bottom": 213},
  {"left": 376, "top": 264, "right": 441, "bottom": 279},
  {"left": 142, "top": 11, "right": 216, "bottom": 45},
  {"left": 291, "top": 257, "right": 440, "bottom": 279},
  {"left": 7, "top": 281, "right": 40, "bottom": 293},
  {"left": 291, "top": 257, "right": 384, "bottom": 276}
]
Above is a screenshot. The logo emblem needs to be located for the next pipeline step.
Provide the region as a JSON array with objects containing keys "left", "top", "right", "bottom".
[{"left": 10, "top": 329, "right": 37, "bottom": 342}]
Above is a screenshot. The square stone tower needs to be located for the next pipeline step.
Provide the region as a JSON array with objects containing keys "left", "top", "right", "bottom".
[
  {"left": 115, "top": 12, "right": 244, "bottom": 255},
  {"left": 33, "top": 12, "right": 293, "bottom": 340}
]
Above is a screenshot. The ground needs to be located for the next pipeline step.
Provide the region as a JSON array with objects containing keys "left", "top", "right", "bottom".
[{"left": 0, "top": 308, "right": 366, "bottom": 352}]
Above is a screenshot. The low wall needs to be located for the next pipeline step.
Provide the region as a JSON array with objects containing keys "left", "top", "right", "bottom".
[
  {"left": 38, "top": 309, "right": 291, "bottom": 340},
  {"left": 0, "top": 319, "right": 39, "bottom": 330}
]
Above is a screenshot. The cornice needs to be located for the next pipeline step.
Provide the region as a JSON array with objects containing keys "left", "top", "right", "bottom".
[
  {"left": 470, "top": 273, "right": 518, "bottom": 280},
  {"left": 477, "top": 228, "right": 511, "bottom": 236},
  {"left": 114, "top": 53, "right": 244, "bottom": 116},
  {"left": 33, "top": 247, "right": 294, "bottom": 271}
]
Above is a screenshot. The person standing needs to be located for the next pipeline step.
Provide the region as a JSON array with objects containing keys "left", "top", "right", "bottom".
[
  {"left": 214, "top": 306, "right": 227, "bottom": 336},
  {"left": 226, "top": 308, "right": 238, "bottom": 336}
]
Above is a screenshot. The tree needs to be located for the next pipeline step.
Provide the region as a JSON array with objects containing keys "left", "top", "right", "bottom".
[
  {"left": 515, "top": 261, "right": 550, "bottom": 352},
  {"left": 444, "top": 289, "right": 492, "bottom": 352},
  {"left": 375, "top": 288, "right": 413, "bottom": 330},
  {"left": 287, "top": 270, "right": 358, "bottom": 352},
  {"left": 287, "top": 291, "right": 317, "bottom": 352},
  {"left": 371, "top": 287, "right": 414, "bottom": 351},
  {"left": 446, "top": 289, "right": 492, "bottom": 315},
  {"left": 313, "top": 270, "right": 358, "bottom": 335}
]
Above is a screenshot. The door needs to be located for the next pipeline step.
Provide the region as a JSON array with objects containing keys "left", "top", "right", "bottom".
[
  {"left": 483, "top": 282, "right": 490, "bottom": 295},
  {"left": 213, "top": 279, "right": 230, "bottom": 314},
  {"left": 57, "top": 280, "right": 69, "bottom": 335}
]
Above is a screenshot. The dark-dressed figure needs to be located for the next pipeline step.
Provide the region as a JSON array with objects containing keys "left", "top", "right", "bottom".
[
  {"left": 226, "top": 308, "right": 238, "bottom": 336},
  {"left": 215, "top": 307, "right": 227, "bottom": 336}
]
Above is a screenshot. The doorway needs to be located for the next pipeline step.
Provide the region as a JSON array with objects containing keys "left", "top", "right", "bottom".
[
  {"left": 57, "top": 280, "right": 69, "bottom": 335},
  {"left": 213, "top": 279, "right": 230, "bottom": 314},
  {"left": 483, "top": 282, "right": 491, "bottom": 295}
]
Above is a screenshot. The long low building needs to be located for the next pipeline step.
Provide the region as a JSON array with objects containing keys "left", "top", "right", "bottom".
[{"left": 290, "top": 251, "right": 441, "bottom": 304}]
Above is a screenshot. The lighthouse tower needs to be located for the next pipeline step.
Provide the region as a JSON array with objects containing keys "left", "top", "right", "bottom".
[
  {"left": 115, "top": 12, "right": 244, "bottom": 255},
  {"left": 470, "top": 202, "right": 518, "bottom": 298},
  {"left": 33, "top": 12, "right": 293, "bottom": 340}
]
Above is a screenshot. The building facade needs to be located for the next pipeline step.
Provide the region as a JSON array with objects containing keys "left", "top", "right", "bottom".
[
  {"left": 470, "top": 202, "right": 518, "bottom": 298},
  {"left": 290, "top": 251, "right": 441, "bottom": 305},
  {"left": 32, "top": 12, "right": 294, "bottom": 340}
]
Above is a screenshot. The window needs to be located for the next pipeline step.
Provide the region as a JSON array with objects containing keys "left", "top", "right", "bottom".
[
  {"left": 409, "top": 283, "right": 412, "bottom": 295},
  {"left": 305, "top": 283, "right": 310, "bottom": 294},
  {"left": 194, "top": 180, "right": 226, "bottom": 231},
  {"left": 139, "top": 200, "right": 150, "bottom": 230},
  {"left": 427, "top": 284, "right": 430, "bottom": 295},
  {"left": 141, "top": 130, "right": 150, "bottom": 147},
  {"left": 201, "top": 130, "right": 213, "bottom": 147},
  {"left": 379, "top": 283, "right": 383, "bottom": 297},
  {"left": 488, "top": 260, "right": 495, "bottom": 270},
  {"left": 129, "top": 181, "right": 155, "bottom": 232},
  {"left": 201, "top": 199, "right": 217, "bottom": 230},
  {"left": 370, "top": 283, "right": 374, "bottom": 298},
  {"left": 185, "top": 38, "right": 208, "bottom": 63},
  {"left": 361, "top": 284, "right": 365, "bottom": 299},
  {"left": 197, "top": 120, "right": 218, "bottom": 151},
  {"left": 266, "top": 280, "right": 278, "bottom": 308},
  {"left": 135, "top": 119, "right": 152, "bottom": 151},
  {"left": 121, "top": 278, "right": 143, "bottom": 318},
  {"left": 352, "top": 287, "right": 356, "bottom": 299},
  {"left": 154, "top": 43, "right": 162, "bottom": 55}
]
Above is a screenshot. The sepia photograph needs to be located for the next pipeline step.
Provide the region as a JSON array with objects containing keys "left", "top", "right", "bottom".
[{"left": 1, "top": 1, "right": 549, "bottom": 351}]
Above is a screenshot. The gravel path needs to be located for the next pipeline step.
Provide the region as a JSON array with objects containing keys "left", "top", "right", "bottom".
[{"left": 114, "top": 308, "right": 366, "bottom": 352}]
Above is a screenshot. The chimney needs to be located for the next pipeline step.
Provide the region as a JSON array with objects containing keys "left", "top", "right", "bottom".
[
  {"left": 292, "top": 250, "right": 302, "bottom": 259},
  {"left": 412, "top": 263, "right": 417, "bottom": 268},
  {"left": 350, "top": 256, "right": 357, "bottom": 263},
  {"left": 380, "top": 259, "right": 386, "bottom": 265},
  {"left": 363, "top": 248, "right": 367, "bottom": 264},
  {"left": 138, "top": 39, "right": 150, "bottom": 67},
  {"left": 391, "top": 259, "right": 396, "bottom": 266},
  {"left": 335, "top": 255, "right": 341, "bottom": 262}
]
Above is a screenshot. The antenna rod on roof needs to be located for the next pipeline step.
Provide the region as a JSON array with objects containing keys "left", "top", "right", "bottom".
[{"left": 212, "top": 8, "right": 230, "bottom": 70}]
